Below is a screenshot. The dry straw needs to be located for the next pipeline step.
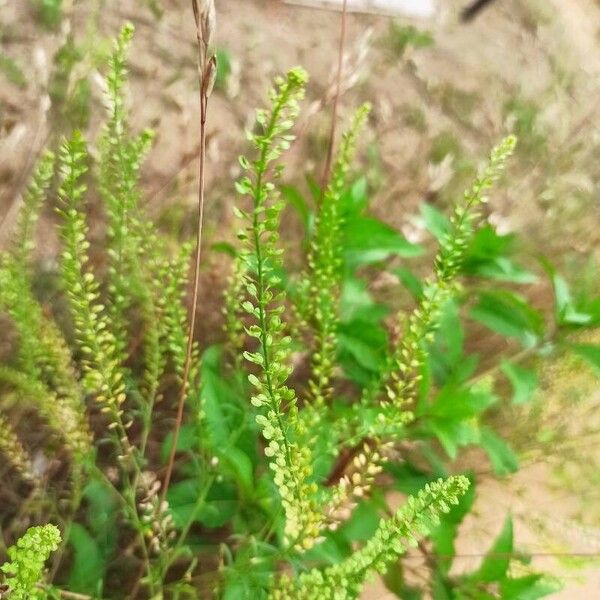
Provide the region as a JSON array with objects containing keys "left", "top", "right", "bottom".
[{"left": 161, "top": 0, "right": 216, "bottom": 502}]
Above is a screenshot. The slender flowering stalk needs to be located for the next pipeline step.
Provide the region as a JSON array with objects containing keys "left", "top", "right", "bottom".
[
  {"left": 0, "top": 367, "right": 90, "bottom": 461},
  {"left": 0, "top": 150, "right": 92, "bottom": 463},
  {"left": 356, "top": 136, "right": 518, "bottom": 431},
  {"left": 322, "top": 137, "right": 516, "bottom": 526},
  {"left": 237, "top": 67, "right": 326, "bottom": 550},
  {"left": 100, "top": 23, "right": 155, "bottom": 361},
  {"left": 303, "top": 103, "right": 371, "bottom": 410},
  {"left": 383, "top": 136, "right": 517, "bottom": 413},
  {"left": 11, "top": 150, "right": 55, "bottom": 269},
  {"left": 271, "top": 476, "right": 470, "bottom": 599},
  {"left": 57, "top": 132, "right": 129, "bottom": 439},
  {"left": 223, "top": 253, "right": 247, "bottom": 365}
]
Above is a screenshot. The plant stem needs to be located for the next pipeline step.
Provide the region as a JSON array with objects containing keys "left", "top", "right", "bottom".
[
  {"left": 161, "top": 3, "right": 212, "bottom": 505},
  {"left": 320, "top": 0, "right": 348, "bottom": 192},
  {"left": 161, "top": 473, "right": 216, "bottom": 577}
]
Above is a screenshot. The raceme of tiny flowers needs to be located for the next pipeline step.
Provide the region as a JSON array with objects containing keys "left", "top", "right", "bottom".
[
  {"left": 270, "top": 476, "right": 470, "bottom": 599},
  {"left": 0, "top": 524, "right": 61, "bottom": 600},
  {"left": 99, "top": 23, "right": 155, "bottom": 362},
  {"left": 11, "top": 150, "right": 55, "bottom": 270},
  {"left": 384, "top": 135, "right": 517, "bottom": 413},
  {"left": 155, "top": 239, "right": 200, "bottom": 389},
  {"left": 0, "top": 413, "right": 36, "bottom": 484},
  {"left": 303, "top": 103, "right": 371, "bottom": 411},
  {"left": 0, "top": 367, "right": 90, "bottom": 461},
  {"left": 0, "top": 151, "right": 92, "bottom": 463},
  {"left": 322, "top": 439, "right": 393, "bottom": 532},
  {"left": 222, "top": 252, "right": 247, "bottom": 365},
  {"left": 236, "top": 67, "right": 325, "bottom": 551},
  {"left": 0, "top": 270, "right": 91, "bottom": 460},
  {"left": 56, "top": 133, "right": 131, "bottom": 446},
  {"left": 318, "top": 138, "right": 516, "bottom": 514},
  {"left": 137, "top": 471, "right": 176, "bottom": 556}
]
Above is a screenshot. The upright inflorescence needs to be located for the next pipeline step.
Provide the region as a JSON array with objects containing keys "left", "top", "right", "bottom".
[
  {"left": 0, "top": 150, "right": 92, "bottom": 463},
  {"left": 57, "top": 132, "right": 129, "bottom": 442},
  {"left": 223, "top": 253, "right": 247, "bottom": 365},
  {"left": 0, "top": 414, "right": 36, "bottom": 484},
  {"left": 371, "top": 136, "right": 517, "bottom": 426},
  {"left": 0, "top": 367, "right": 90, "bottom": 461},
  {"left": 236, "top": 67, "right": 326, "bottom": 550},
  {"left": 11, "top": 150, "right": 55, "bottom": 269},
  {"left": 99, "top": 23, "right": 155, "bottom": 362},
  {"left": 303, "top": 103, "right": 371, "bottom": 410}
]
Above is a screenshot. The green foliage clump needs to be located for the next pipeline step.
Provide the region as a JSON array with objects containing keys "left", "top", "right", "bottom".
[
  {"left": 0, "top": 53, "right": 26, "bottom": 88},
  {"left": 383, "top": 23, "right": 434, "bottom": 59},
  {"left": 1, "top": 525, "right": 61, "bottom": 599},
  {"left": 31, "top": 0, "right": 63, "bottom": 30}
]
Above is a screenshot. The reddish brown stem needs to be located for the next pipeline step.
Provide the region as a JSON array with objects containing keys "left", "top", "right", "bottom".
[
  {"left": 160, "top": 5, "right": 211, "bottom": 504},
  {"left": 320, "top": 0, "right": 348, "bottom": 192}
]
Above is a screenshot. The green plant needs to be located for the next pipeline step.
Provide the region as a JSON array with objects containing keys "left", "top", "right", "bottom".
[
  {"left": 381, "top": 23, "right": 434, "bottom": 59},
  {"left": 30, "top": 0, "right": 63, "bottom": 30},
  {"left": 0, "top": 52, "right": 26, "bottom": 88},
  {"left": 1, "top": 13, "right": 598, "bottom": 600},
  {"left": 1, "top": 525, "right": 61, "bottom": 599}
]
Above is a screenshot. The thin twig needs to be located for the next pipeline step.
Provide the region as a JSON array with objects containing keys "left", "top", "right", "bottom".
[
  {"left": 37, "top": 586, "right": 92, "bottom": 600},
  {"left": 161, "top": 0, "right": 216, "bottom": 506},
  {"left": 410, "top": 550, "right": 600, "bottom": 560},
  {"left": 320, "top": 0, "right": 348, "bottom": 192}
]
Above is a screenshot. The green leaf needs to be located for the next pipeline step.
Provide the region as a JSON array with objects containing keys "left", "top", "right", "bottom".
[
  {"left": 470, "top": 290, "right": 543, "bottom": 346},
  {"left": 343, "top": 215, "right": 423, "bottom": 268},
  {"left": 167, "top": 479, "right": 202, "bottom": 528},
  {"left": 168, "top": 479, "right": 238, "bottom": 529},
  {"left": 197, "top": 481, "right": 239, "bottom": 527},
  {"left": 430, "top": 385, "right": 497, "bottom": 421},
  {"left": 500, "top": 574, "right": 562, "bottom": 599},
  {"left": 543, "top": 261, "right": 592, "bottom": 326},
  {"left": 472, "top": 515, "right": 513, "bottom": 582},
  {"left": 340, "top": 500, "right": 380, "bottom": 542},
  {"left": 479, "top": 427, "right": 519, "bottom": 475},
  {"left": 222, "top": 446, "right": 254, "bottom": 494},
  {"left": 419, "top": 203, "right": 450, "bottom": 241},
  {"left": 340, "top": 277, "right": 388, "bottom": 323},
  {"left": 339, "top": 177, "right": 369, "bottom": 215},
  {"left": 67, "top": 524, "right": 105, "bottom": 595},
  {"left": 215, "top": 47, "right": 232, "bottom": 90},
  {"left": 211, "top": 241, "right": 237, "bottom": 257},
  {"left": 281, "top": 184, "right": 310, "bottom": 231},
  {"left": 200, "top": 345, "right": 246, "bottom": 449},
  {"left": 394, "top": 266, "right": 424, "bottom": 300},
  {"left": 160, "top": 423, "right": 197, "bottom": 463},
  {"left": 338, "top": 324, "right": 388, "bottom": 373},
  {"left": 501, "top": 361, "right": 538, "bottom": 405},
  {"left": 429, "top": 301, "right": 479, "bottom": 385},
  {"left": 463, "top": 226, "right": 537, "bottom": 284},
  {"left": 570, "top": 343, "right": 600, "bottom": 376},
  {"left": 428, "top": 419, "right": 479, "bottom": 460}
]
